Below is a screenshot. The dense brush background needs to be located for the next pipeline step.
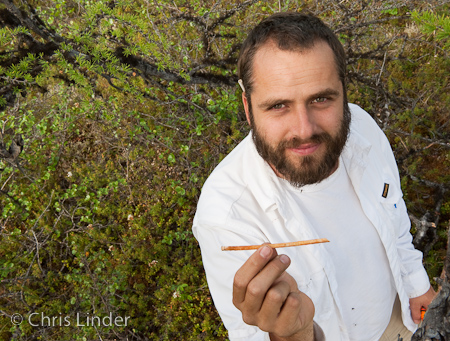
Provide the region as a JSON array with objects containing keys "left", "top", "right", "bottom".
[{"left": 0, "top": 0, "right": 449, "bottom": 340}]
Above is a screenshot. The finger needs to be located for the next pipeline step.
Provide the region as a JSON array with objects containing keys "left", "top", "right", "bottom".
[
  {"left": 233, "top": 245, "right": 278, "bottom": 305},
  {"left": 257, "top": 280, "right": 291, "bottom": 331},
  {"left": 241, "top": 254, "right": 291, "bottom": 316},
  {"left": 275, "top": 291, "right": 315, "bottom": 337},
  {"left": 410, "top": 303, "right": 422, "bottom": 324},
  {"left": 274, "top": 266, "right": 300, "bottom": 293}
]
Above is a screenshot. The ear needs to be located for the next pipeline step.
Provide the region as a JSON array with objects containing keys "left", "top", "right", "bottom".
[{"left": 242, "top": 92, "right": 251, "bottom": 126}]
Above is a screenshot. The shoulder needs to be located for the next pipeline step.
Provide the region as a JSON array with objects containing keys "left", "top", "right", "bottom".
[
  {"left": 194, "top": 135, "right": 255, "bottom": 226},
  {"left": 349, "top": 104, "right": 382, "bottom": 136},
  {"left": 349, "top": 103, "right": 392, "bottom": 150},
  {"left": 345, "top": 104, "right": 402, "bottom": 188}
]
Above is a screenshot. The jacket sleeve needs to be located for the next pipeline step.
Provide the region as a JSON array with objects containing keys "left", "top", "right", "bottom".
[
  {"left": 394, "top": 197, "right": 431, "bottom": 298},
  {"left": 193, "top": 222, "right": 271, "bottom": 341},
  {"left": 352, "top": 103, "right": 431, "bottom": 299},
  {"left": 375, "top": 116, "right": 431, "bottom": 299}
]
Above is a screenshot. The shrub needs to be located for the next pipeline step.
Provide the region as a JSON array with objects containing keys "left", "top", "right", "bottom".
[{"left": 0, "top": 0, "right": 449, "bottom": 339}]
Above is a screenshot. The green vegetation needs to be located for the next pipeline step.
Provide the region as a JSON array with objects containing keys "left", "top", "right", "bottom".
[{"left": 0, "top": 0, "right": 449, "bottom": 339}]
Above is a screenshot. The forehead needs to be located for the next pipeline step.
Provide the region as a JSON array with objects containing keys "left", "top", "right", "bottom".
[{"left": 251, "top": 40, "right": 340, "bottom": 96}]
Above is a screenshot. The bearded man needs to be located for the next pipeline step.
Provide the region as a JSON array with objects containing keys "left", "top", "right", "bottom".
[{"left": 193, "top": 12, "right": 435, "bottom": 341}]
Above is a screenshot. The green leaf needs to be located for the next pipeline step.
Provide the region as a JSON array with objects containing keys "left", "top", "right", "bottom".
[{"left": 168, "top": 153, "right": 176, "bottom": 163}]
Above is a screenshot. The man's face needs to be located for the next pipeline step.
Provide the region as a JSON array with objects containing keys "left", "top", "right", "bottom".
[{"left": 242, "top": 40, "right": 350, "bottom": 187}]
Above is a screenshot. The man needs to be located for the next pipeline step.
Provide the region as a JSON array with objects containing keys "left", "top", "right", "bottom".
[{"left": 193, "top": 12, "right": 435, "bottom": 340}]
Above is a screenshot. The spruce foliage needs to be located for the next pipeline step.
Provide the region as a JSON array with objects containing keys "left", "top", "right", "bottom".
[{"left": 0, "top": 1, "right": 449, "bottom": 339}]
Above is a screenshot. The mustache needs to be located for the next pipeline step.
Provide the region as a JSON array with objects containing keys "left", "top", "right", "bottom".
[{"left": 279, "top": 133, "right": 331, "bottom": 149}]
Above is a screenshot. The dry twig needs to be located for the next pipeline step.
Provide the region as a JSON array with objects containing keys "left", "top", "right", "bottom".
[{"left": 221, "top": 238, "right": 329, "bottom": 251}]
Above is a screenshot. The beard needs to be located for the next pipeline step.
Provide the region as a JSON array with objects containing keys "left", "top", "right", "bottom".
[{"left": 251, "top": 106, "right": 351, "bottom": 188}]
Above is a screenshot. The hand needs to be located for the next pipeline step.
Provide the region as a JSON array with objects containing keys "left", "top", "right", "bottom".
[
  {"left": 232, "top": 245, "right": 315, "bottom": 340},
  {"left": 409, "top": 285, "right": 437, "bottom": 324}
]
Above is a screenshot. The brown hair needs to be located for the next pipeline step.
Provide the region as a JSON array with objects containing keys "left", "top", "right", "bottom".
[{"left": 237, "top": 12, "right": 348, "bottom": 110}]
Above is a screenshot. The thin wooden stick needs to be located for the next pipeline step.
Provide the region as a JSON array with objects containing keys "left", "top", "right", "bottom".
[{"left": 221, "top": 238, "right": 329, "bottom": 251}]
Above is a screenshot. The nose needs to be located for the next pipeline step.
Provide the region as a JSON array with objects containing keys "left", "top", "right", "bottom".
[{"left": 290, "top": 106, "right": 317, "bottom": 140}]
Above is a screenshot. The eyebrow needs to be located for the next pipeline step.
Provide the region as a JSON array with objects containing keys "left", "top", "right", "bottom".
[{"left": 257, "top": 88, "right": 341, "bottom": 110}]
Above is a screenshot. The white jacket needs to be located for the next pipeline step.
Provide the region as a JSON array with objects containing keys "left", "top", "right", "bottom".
[{"left": 193, "top": 104, "right": 430, "bottom": 340}]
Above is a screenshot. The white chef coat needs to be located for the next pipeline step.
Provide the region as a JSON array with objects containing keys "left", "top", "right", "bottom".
[
  {"left": 193, "top": 104, "right": 430, "bottom": 340},
  {"left": 281, "top": 155, "right": 396, "bottom": 340}
]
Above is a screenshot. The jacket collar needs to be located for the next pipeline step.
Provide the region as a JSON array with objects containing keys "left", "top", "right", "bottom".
[{"left": 243, "top": 121, "right": 373, "bottom": 213}]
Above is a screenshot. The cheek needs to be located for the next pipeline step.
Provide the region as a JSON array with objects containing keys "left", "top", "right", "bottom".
[
  {"left": 316, "top": 111, "right": 343, "bottom": 135},
  {"left": 258, "top": 119, "right": 288, "bottom": 143},
  {"left": 330, "top": 116, "right": 345, "bottom": 135}
]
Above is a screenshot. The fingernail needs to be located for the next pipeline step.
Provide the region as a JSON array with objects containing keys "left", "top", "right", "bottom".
[
  {"left": 280, "top": 254, "right": 290, "bottom": 264},
  {"left": 259, "top": 246, "right": 271, "bottom": 258}
]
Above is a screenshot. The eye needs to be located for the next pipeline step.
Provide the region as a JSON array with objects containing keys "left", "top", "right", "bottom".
[
  {"left": 270, "top": 103, "right": 286, "bottom": 110},
  {"left": 311, "top": 97, "right": 327, "bottom": 104}
]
